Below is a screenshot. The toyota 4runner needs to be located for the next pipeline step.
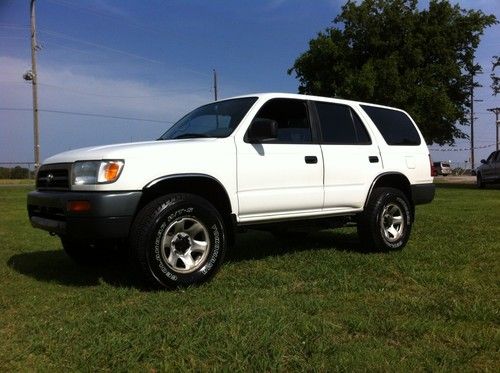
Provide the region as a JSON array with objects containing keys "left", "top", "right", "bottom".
[{"left": 28, "top": 93, "right": 435, "bottom": 288}]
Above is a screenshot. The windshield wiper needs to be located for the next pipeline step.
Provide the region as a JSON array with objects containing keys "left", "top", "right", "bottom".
[{"left": 172, "top": 133, "right": 211, "bottom": 140}]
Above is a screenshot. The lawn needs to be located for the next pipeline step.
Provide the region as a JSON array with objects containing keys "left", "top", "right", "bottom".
[
  {"left": 0, "top": 179, "right": 35, "bottom": 185},
  {"left": 0, "top": 184, "right": 499, "bottom": 371}
]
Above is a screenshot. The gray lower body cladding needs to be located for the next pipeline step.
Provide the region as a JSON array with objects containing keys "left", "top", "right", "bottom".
[{"left": 27, "top": 190, "right": 142, "bottom": 239}]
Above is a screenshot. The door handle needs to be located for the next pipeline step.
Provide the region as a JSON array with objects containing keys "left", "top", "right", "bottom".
[
  {"left": 305, "top": 156, "right": 318, "bottom": 164},
  {"left": 369, "top": 156, "right": 379, "bottom": 163}
]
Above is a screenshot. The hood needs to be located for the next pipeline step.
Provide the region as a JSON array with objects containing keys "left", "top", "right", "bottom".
[{"left": 43, "top": 138, "right": 219, "bottom": 164}]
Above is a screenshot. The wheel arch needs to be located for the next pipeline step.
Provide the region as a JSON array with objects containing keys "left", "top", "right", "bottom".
[
  {"left": 365, "top": 172, "right": 414, "bottom": 219},
  {"left": 140, "top": 173, "right": 234, "bottom": 216},
  {"left": 137, "top": 173, "right": 235, "bottom": 244}
]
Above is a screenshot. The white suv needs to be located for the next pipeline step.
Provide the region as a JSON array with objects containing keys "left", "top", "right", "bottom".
[{"left": 28, "top": 93, "right": 434, "bottom": 288}]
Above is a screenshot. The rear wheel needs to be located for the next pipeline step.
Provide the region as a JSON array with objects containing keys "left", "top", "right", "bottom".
[
  {"left": 129, "top": 193, "right": 227, "bottom": 289},
  {"left": 357, "top": 187, "right": 412, "bottom": 251}
]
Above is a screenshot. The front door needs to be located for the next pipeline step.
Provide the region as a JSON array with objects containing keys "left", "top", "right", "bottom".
[{"left": 236, "top": 98, "right": 324, "bottom": 221}]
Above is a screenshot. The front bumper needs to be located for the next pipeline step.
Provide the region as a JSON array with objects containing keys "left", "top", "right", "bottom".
[{"left": 27, "top": 190, "right": 142, "bottom": 239}]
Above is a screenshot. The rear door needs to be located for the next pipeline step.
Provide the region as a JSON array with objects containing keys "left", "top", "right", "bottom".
[
  {"left": 236, "top": 98, "right": 324, "bottom": 220},
  {"left": 359, "top": 104, "right": 430, "bottom": 186},
  {"left": 314, "top": 101, "right": 383, "bottom": 210}
]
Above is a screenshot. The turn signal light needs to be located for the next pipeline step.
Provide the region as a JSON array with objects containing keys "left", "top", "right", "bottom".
[
  {"left": 67, "top": 200, "right": 91, "bottom": 212},
  {"left": 103, "top": 162, "right": 121, "bottom": 182}
]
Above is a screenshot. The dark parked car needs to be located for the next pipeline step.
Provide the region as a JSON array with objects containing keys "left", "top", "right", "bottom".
[{"left": 476, "top": 151, "right": 500, "bottom": 188}]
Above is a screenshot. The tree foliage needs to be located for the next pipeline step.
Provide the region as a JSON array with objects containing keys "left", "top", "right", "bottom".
[
  {"left": 0, "top": 166, "right": 31, "bottom": 179},
  {"left": 288, "top": 0, "right": 496, "bottom": 145},
  {"left": 491, "top": 56, "right": 500, "bottom": 96}
]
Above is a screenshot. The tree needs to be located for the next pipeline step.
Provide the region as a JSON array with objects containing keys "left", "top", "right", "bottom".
[
  {"left": 288, "top": 0, "right": 496, "bottom": 145},
  {"left": 10, "top": 166, "right": 29, "bottom": 179},
  {"left": 492, "top": 56, "right": 500, "bottom": 95}
]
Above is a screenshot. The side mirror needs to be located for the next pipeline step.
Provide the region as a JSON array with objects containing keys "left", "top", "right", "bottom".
[
  {"left": 480, "top": 159, "right": 487, "bottom": 164},
  {"left": 246, "top": 118, "right": 278, "bottom": 143}
]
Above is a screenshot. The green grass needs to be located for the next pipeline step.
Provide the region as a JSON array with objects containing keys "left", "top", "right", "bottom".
[
  {"left": 1, "top": 185, "right": 499, "bottom": 371},
  {"left": 0, "top": 179, "right": 35, "bottom": 185}
]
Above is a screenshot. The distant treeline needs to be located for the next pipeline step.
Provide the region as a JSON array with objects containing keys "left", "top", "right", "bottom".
[{"left": 0, "top": 166, "right": 32, "bottom": 179}]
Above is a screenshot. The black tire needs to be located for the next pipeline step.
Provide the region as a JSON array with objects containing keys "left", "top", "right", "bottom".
[
  {"left": 477, "top": 173, "right": 485, "bottom": 188},
  {"left": 61, "top": 238, "right": 113, "bottom": 265},
  {"left": 129, "top": 193, "right": 227, "bottom": 289},
  {"left": 357, "top": 187, "right": 412, "bottom": 252}
]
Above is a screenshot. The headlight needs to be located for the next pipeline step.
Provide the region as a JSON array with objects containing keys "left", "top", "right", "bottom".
[{"left": 72, "top": 160, "right": 124, "bottom": 185}]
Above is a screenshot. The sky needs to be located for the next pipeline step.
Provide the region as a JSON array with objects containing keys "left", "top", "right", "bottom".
[{"left": 0, "top": 0, "right": 499, "bottom": 168}]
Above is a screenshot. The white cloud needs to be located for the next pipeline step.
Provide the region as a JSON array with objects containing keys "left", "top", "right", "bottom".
[
  {"left": 0, "top": 55, "right": 212, "bottom": 161},
  {"left": 0, "top": 55, "right": 210, "bottom": 119}
]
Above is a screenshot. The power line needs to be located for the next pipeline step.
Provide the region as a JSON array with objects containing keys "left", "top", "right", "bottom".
[
  {"left": 0, "top": 24, "right": 211, "bottom": 78},
  {"left": 429, "top": 143, "right": 497, "bottom": 152},
  {"left": 38, "top": 83, "right": 209, "bottom": 98},
  {"left": 38, "top": 28, "right": 211, "bottom": 78},
  {"left": 0, "top": 108, "right": 173, "bottom": 124},
  {"left": 47, "top": 0, "right": 128, "bottom": 19},
  {"left": 0, "top": 23, "right": 30, "bottom": 30},
  {"left": 41, "top": 39, "right": 101, "bottom": 56},
  {"left": 1, "top": 81, "right": 209, "bottom": 98},
  {"left": 0, "top": 36, "right": 26, "bottom": 40},
  {"left": 46, "top": 0, "right": 164, "bottom": 35},
  {"left": 39, "top": 29, "right": 165, "bottom": 65}
]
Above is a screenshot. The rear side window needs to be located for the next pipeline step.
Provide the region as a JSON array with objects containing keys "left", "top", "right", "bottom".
[
  {"left": 361, "top": 105, "right": 421, "bottom": 146},
  {"left": 315, "top": 102, "right": 371, "bottom": 145}
]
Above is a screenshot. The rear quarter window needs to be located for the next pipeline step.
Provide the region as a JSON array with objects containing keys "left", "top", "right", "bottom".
[
  {"left": 315, "top": 101, "right": 371, "bottom": 145},
  {"left": 361, "top": 105, "right": 421, "bottom": 146}
]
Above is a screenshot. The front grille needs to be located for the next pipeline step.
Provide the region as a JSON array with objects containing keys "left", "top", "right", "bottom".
[{"left": 36, "top": 163, "right": 71, "bottom": 190}]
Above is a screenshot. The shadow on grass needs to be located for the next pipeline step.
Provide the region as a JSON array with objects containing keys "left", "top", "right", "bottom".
[
  {"left": 226, "top": 229, "right": 366, "bottom": 262},
  {"left": 7, "top": 248, "right": 138, "bottom": 288},
  {"left": 7, "top": 229, "right": 365, "bottom": 288}
]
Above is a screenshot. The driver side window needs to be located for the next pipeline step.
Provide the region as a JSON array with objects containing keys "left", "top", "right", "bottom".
[{"left": 253, "top": 98, "right": 312, "bottom": 143}]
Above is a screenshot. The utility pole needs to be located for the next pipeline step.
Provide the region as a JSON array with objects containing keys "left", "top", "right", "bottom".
[
  {"left": 487, "top": 108, "right": 500, "bottom": 151},
  {"left": 470, "top": 82, "right": 475, "bottom": 169},
  {"left": 30, "top": 0, "right": 40, "bottom": 169},
  {"left": 213, "top": 69, "right": 218, "bottom": 101},
  {"left": 469, "top": 65, "right": 483, "bottom": 170}
]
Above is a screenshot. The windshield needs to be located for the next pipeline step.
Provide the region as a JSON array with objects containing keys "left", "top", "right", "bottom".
[{"left": 159, "top": 97, "right": 258, "bottom": 140}]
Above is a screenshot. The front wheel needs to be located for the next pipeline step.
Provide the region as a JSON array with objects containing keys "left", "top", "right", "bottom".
[
  {"left": 357, "top": 187, "right": 412, "bottom": 252},
  {"left": 129, "top": 193, "right": 227, "bottom": 289}
]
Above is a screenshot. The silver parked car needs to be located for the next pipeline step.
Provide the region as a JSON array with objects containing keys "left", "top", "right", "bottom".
[{"left": 433, "top": 161, "right": 452, "bottom": 176}]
